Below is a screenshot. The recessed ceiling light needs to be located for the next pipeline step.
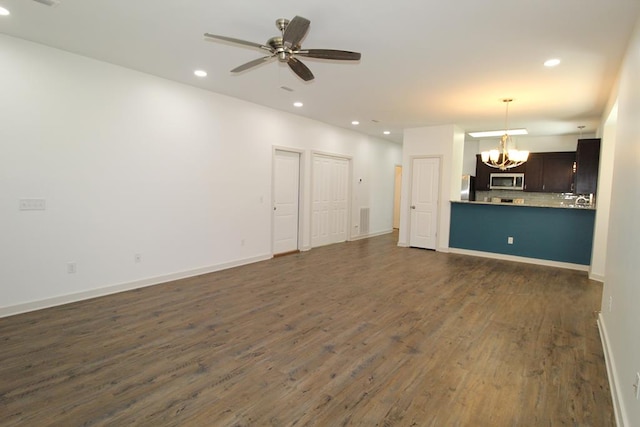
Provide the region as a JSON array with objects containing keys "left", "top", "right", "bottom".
[
  {"left": 544, "top": 58, "right": 561, "bottom": 67},
  {"left": 383, "top": 131, "right": 391, "bottom": 135},
  {"left": 468, "top": 129, "right": 528, "bottom": 138},
  {"left": 0, "top": 7, "right": 10, "bottom": 16},
  {"left": 293, "top": 102, "right": 303, "bottom": 108},
  {"left": 351, "top": 121, "right": 360, "bottom": 125},
  {"left": 194, "top": 70, "right": 207, "bottom": 77}
]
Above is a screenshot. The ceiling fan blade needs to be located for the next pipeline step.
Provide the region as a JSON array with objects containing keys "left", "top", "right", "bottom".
[
  {"left": 204, "top": 33, "right": 271, "bottom": 52},
  {"left": 231, "top": 55, "right": 276, "bottom": 73},
  {"left": 296, "top": 49, "right": 361, "bottom": 61},
  {"left": 288, "top": 57, "right": 314, "bottom": 81},
  {"left": 283, "top": 16, "right": 310, "bottom": 49}
]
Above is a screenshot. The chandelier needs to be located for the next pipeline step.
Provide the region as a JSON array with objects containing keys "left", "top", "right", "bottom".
[{"left": 480, "top": 99, "right": 529, "bottom": 170}]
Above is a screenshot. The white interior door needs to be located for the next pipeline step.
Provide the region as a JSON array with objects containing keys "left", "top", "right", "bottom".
[
  {"left": 273, "top": 150, "right": 300, "bottom": 254},
  {"left": 409, "top": 157, "right": 440, "bottom": 249},
  {"left": 312, "top": 154, "right": 349, "bottom": 247}
]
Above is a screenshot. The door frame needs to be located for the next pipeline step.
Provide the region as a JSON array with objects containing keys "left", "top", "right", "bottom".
[
  {"left": 407, "top": 155, "right": 443, "bottom": 250},
  {"left": 393, "top": 164, "right": 403, "bottom": 229},
  {"left": 310, "top": 150, "right": 353, "bottom": 246},
  {"left": 272, "top": 146, "right": 304, "bottom": 255}
]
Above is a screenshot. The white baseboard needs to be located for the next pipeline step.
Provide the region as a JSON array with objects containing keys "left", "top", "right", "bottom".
[
  {"left": 598, "top": 314, "right": 627, "bottom": 427},
  {"left": 349, "top": 229, "right": 393, "bottom": 241},
  {"left": 589, "top": 272, "right": 605, "bottom": 282},
  {"left": 0, "top": 253, "right": 272, "bottom": 318},
  {"left": 447, "top": 247, "right": 589, "bottom": 272}
]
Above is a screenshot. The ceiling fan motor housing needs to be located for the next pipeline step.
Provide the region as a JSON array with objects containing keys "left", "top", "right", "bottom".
[{"left": 267, "top": 37, "right": 290, "bottom": 62}]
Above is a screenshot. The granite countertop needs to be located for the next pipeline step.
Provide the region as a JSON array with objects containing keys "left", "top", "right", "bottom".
[{"left": 451, "top": 200, "right": 596, "bottom": 210}]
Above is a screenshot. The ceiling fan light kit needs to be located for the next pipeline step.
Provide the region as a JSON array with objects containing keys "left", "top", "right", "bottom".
[{"left": 204, "top": 16, "right": 361, "bottom": 81}]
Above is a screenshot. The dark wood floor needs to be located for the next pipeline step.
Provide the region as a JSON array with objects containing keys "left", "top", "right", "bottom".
[{"left": 0, "top": 232, "right": 613, "bottom": 426}]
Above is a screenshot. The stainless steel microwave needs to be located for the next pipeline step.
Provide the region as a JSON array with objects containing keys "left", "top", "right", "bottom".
[{"left": 490, "top": 173, "right": 525, "bottom": 190}]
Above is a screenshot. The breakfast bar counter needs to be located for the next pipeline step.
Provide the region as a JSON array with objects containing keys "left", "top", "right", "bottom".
[{"left": 449, "top": 200, "right": 596, "bottom": 266}]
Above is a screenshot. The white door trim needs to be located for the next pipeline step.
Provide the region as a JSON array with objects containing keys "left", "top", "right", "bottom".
[{"left": 393, "top": 164, "right": 403, "bottom": 229}]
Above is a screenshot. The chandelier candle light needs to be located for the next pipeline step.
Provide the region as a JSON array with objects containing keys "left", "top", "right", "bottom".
[{"left": 480, "top": 99, "right": 530, "bottom": 170}]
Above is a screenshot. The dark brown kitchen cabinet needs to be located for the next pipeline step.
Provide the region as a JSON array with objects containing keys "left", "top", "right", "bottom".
[
  {"left": 475, "top": 155, "right": 491, "bottom": 190},
  {"left": 475, "top": 154, "right": 526, "bottom": 190},
  {"left": 544, "top": 152, "right": 576, "bottom": 192},
  {"left": 524, "top": 152, "right": 576, "bottom": 193},
  {"left": 574, "top": 138, "right": 601, "bottom": 194},
  {"left": 523, "top": 153, "right": 543, "bottom": 191}
]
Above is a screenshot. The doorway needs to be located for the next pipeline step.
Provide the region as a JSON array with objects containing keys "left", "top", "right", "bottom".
[{"left": 273, "top": 150, "right": 301, "bottom": 255}]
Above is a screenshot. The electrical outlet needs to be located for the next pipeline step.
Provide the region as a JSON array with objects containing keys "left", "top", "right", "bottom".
[
  {"left": 507, "top": 236, "right": 514, "bottom": 245},
  {"left": 634, "top": 372, "right": 640, "bottom": 400},
  {"left": 134, "top": 254, "right": 142, "bottom": 263},
  {"left": 608, "top": 296, "right": 613, "bottom": 312},
  {"left": 67, "top": 262, "right": 76, "bottom": 274}
]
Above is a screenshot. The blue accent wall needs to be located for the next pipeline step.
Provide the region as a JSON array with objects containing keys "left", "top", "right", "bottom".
[{"left": 449, "top": 202, "right": 595, "bottom": 265}]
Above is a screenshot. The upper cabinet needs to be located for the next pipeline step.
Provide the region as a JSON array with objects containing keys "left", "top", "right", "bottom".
[
  {"left": 475, "top": 140, "right": 600, "bottom": 194},
  {"left": 524, "top": 152, "right": 576, "bottom": 193},
  {"left": 574, "top": 138, "right": 601, "bottom": 195},
  {"left": 475, "top": 155, "right": 491, "bottom": 190},
  {"left": 476, "top": 152, "right": 575, "bottom": 193},
  {"left": 523, "top": 153, "right": 543, "bottom": 191}
]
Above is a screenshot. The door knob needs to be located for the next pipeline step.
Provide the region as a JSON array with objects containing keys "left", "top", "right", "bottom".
[
  {"left": 410, "top": 205, "right": 416, "bottom": 209},
  {"left": 273, "top": 207, "right": 277, "bottom": 211}
]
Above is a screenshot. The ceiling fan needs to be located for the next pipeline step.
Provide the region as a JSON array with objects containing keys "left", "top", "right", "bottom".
[{"left": 204, "top": 16, "right": 361, "bottom": 82}]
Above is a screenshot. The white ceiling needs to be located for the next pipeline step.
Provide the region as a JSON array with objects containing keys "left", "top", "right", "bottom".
[{"left": 1, "top": 0, "right": 639, "bottom": 143}]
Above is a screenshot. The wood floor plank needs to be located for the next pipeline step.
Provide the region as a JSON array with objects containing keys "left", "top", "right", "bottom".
[{"left": 0, "top": 232, "right": 613, "bottom": 426}]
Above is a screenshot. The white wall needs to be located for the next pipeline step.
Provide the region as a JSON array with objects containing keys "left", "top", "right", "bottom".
[
  {"left": 398, "top": 124, "right": 464, "bottom": 251},
  {"left": 598, "top": 16, "right": 640, "bottom": 427},
  {"left": 589, "top": 104, "right": 616, "bottom": 281},
  {"left": 0, "top": 34, "right": 401, "bottom": 315},
  {"left": 462, "top": 140, "right": 479, "bottom": 176}
]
